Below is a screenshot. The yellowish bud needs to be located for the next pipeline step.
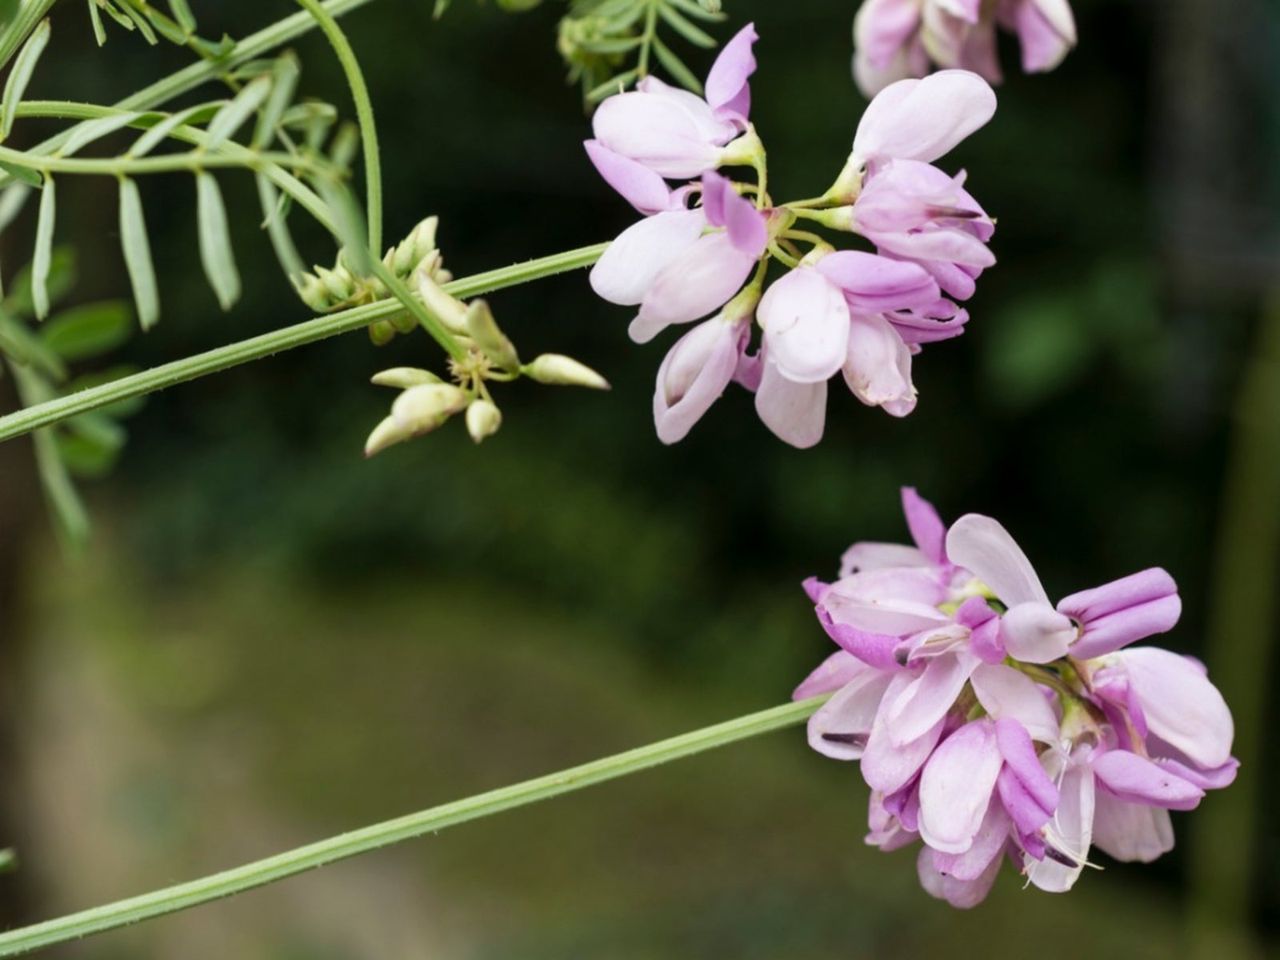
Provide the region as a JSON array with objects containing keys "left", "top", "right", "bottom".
[
  {"left": 465, "top": 300, "right": 519, "bottom": 370},
  {"left": 370, "top": 367, "right": 442, "bottom": 388},
  {"left": 465, "top": 399, "right": 502, "bottom": 443},
  {"left": 523, "top": 353, "right": 610, "bottom": 390}
]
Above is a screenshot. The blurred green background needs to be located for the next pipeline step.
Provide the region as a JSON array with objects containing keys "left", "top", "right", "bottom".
[{"left": 0, "top": 0, "right": 1278, "bottom": 956}]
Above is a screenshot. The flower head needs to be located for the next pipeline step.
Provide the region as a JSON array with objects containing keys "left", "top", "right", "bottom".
[{"left": 796, "top": 489, "right": 1237, "bottom": 906}]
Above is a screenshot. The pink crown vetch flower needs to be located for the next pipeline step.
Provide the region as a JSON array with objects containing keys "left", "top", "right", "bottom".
[
  {"left": 852, "top": 0, "right": 1076, "bottom": 97},
  {"left": 589, "top": 23, "right": 759, "bottom": 180},
  {"left": 795, "top": 488, "right": 1238, "bottom": 907}
]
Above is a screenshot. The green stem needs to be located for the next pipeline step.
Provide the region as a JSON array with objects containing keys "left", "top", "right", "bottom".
[
  {"left": 297, "top": 0, "right": 382, "bottom": 252},
  {"left": 0, "top": 0, "right": 56, "bottom": 72},
  {"left": 0, "top": 0, "right": 378, "bottom": 191},
  {"left": 0, "top": 243, "right": 609, "bottom": 442},
  {"left": 0, "top": 695, "right": 825, "bottom": 957},
  {"left": 0, "top": 141, "right": 329, "bottom": 177},
  {"left": 17, "top": 100, "right": 336, "bottom": 233},
  {"left": 368, "top": 259, "right": 465, "bottom": 362}
]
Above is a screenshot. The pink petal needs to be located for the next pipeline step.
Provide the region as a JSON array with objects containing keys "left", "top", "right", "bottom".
[
  {"left": 592, "top": 86, "right": 725, "bottom": 178},
  {"left": 1091, "top": 750, "right": 1204, "bottom": 811},
  {"left": 759, "top": 268, "right": 851, "bottom": 383},
  {"left": 917, "top": 844, "right": 1002, "bottom": 908},
  {"left": 589, "top": 209, "right": 704, "bottom": 306},
  {"left": 806, "top": 670, "right": 895, "bottom": 760},
  {"left": 999, "top": 601, "right": 1076, "bottom": 664},
  {"left": 704, "top": 22, "right": 758, "bottom": 119},
  {"left": 631, "top": 233, "right": 755, "bottom": 342},
  {"left": 701, "top": 171, "right": 767, "bottom": 256},
  {"left": 931, "top": 800, "right": 1011, "bottom": 881},
  {"left": 882, "top": 650, "right": 977, "bottom": 745},
  {"left": 901, "top": 487, "right": 947, "bottom": 565},
  {"left": 970, "top": 663, "right": 1059, "bottom": 743},
  {"left": 862, "top": 689, "right": 945, "bottom": 793},
  {"left": 1090, "top": 792, "right": 1174, "bottom": 864},
  {"left": 944, "top": 513, "right": 1050, "bottom": 606},
  {"left": 918, "top": 719, "right": 1003, "bottom": 854},
  {"left": 754, "top": 357, "right": 827, "bottom": 448},
  {"left": 584, "top": 139, "right": 673, "bottom": 215},
  {"left": 816, "top": 251, "right": 941, "bottom": 313},
  {"left": 653, "top": 317, "right": 746, "bottom": 443},
  {"left": 842, "top": 311, "right": 917, "bottom": 416},
  {"left": 1117, "top": 647, "right": 1234, "bottom": 769},
  {"left": 793, "top": 649, "right": 871, "bottom": 700},
  {"left": 852, "top": 69, "right": 997, "bottom": 166}
]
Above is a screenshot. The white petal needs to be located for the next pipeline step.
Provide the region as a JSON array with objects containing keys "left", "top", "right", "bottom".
[
  {"left": 589, "top": 210, "right": 704, "bottom": 306},
  {"left": 944, "top": 513, "right": 1050, "bottom": 606},
  {"left": 852, "top": 69, "right": 997, "bottom": 165}
]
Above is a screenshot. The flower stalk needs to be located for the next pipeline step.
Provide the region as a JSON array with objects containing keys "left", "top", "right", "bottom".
[{"left": 0, "top": 696, "right": 826, "bottom": 958}]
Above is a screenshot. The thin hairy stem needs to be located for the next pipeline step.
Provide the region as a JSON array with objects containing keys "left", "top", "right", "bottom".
[
  {"left": 296, "top": 0, "right": 382, "bottom": 252},
  {"left": 0, "top": 696, "right": 825, "bottom": 957}
]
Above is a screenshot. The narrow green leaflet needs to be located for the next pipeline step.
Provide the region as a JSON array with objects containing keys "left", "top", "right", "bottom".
[
  {"left": 0, "top": 16, "right": 49, "bottom": 139},
  {"left": 86, "top": 0, "right": 108, "bottom": 45},
  {"left": 31, "top": 174, "right": 54, "bottom": 319},
  {"left": 252, "top": 53, "right": 299, "bottom": 149},
  {"left": 0, "top": 305, "right": 65, "bottom": 378},
  {"left": 255, "top": 173, "right": 305, "bottom": 279},
  {"left": 655, "top": 3, "right": 716, "bottom": 47},
  {"left": 167, "top": 0, "right": 196, "bottom": 32},
  {"left": 204, "top": 75, "right": 272, "bottom": 150},
  {"left": 195, "top": 171, "right": 241, "bottom": 310},
  {"left": 651, "top": 35, "right": 701, "bottom": 93},
  {"left": 39, "top": 300, "right": 132, "bottom": 361},
  {"left": 59, "top": 111, "right": 143, "bottom": 156},
  {"left": 118, "top": 177, "right": 160, "bottom": 329},
  {"left": 10, "top": 363, "right": 90, "bottom": 546},
  {"left": 129, "top": 102, "right": 216, "bottom": 157}
]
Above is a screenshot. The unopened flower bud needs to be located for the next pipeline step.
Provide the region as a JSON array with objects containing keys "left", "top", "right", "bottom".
[
  {"left": 391, "top": 382, "right": 468, "bottom": 426},
  {"left": 368, "top": 319, "right": 396, "bottom": 346},
  {"left": 389, "top": 310, "right": 418, "bottom": 334},
  {"left": 364, "top": 415, "right": 412, "bottom": 457},
  {"left": 465, "top": 399, "right": 502, "bottom": 443},
  {"left": 371, "top": 367, "right": 443, "bottom": 388},
  {"left": 295, "top": 272, "right": 331, "bottom": 312},
  {"left": 316, "top": 264, "right": 355, "bottom": 302},
  {"left": 523, "top": 353, "right": 610, "bottom": 390},
  {"left": 414, "top": 269, "right": 469, "bottom": 334},
  {"left": 465, "top": 300, "right": 519, "bottom": 371},
  {"left": 394, "top": 215, "right": 439, "bottom": 275}
]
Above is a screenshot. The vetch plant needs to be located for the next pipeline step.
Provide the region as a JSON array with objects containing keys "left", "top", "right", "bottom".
[
  {"left": 588, "top": 31, "right": 997, "bottom": 446},
  {"left": 852, "top": 0, "right": 1077, "bottom": 96}
]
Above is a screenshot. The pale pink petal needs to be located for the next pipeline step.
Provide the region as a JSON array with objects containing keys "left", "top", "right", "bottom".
[
  {"left": 862, "top": 698, "right": 945, "bottom": 794},
  {"left": 852, "top": 69, "right": 997, "bottom": 166},
  {"left": 931, "top": 800, "right": 1011, "bottom": 881},
  {"left": 1117, "top": 647, "right": 1234, "bottom": 769},
  {"left": 944, "top": 513, "right": 1050, "bottom": 606},
  {"left": 839, "top": 541, "right": 929, "bottom": 577},
  {"left": 793, "top": 649, "right": 871, "bottom": 700},
  {"left": 918, "top": 720, "right": 1003, "bottom": 854},
  {"left": 901, "top": 487, "right": 947, "bottom": 564},
  {"left": 882, "top": 650, "right": 978, "bottom": 745},
  {"left": 754, "top": 357, "right": 827, "bottom": 448},
  {"left": 1091, "top": 793, "right": 1174, "bottom": 864},
  {"left": 584, "top": 139, "right": 673, "bottom": 215},
  {"left": 590, "top": 209, "right": 704, "bottom": 306},
  {"left": 1091, "top": 749, "right": 1203, "bottom": 811},
  {"left": 970, "top": 663, "right": 1059, "bottom": 743},
  {"left": 759, "top": 268, "right": 851, "bottom": 383},
  {"left": 1026, "top": 749, "right": 1095, "bottom": 892},
  {"left": 630, "top": 233, "right": 754, "bottom": 342},
  {"left": 843, "top": 311, "right": 917, "bottom": 416},
  {"left": 653, "top": 317, "right": 746, "bottom": 443},
  {"left": 917, "top": 844, "right": 1002, "bottom": 908},
  {"left": 807, "top": 670, "right": 895, "bottom": 760},
  {"left": 593, "top": 86, "right": 725, "bottom": 178},
  {"left": 999, "top": 601, "right": 1076, "bottom": 664}
]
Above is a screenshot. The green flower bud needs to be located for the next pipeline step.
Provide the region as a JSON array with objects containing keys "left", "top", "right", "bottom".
[
  {"left": 368, "top": 319, "right": 396, "bottom": 346},
  {"left": 465, "top": 399, "right": 502, "bottom": 443},
  {"left": 523, "top": 354, "right": 610, "bottom": 390}
]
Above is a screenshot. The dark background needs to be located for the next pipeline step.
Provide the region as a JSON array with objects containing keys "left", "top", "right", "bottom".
[{"left": 0, "top": 0, "right": 1276, "bottom": 956}]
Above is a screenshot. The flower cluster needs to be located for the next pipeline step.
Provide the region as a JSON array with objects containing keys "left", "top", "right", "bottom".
[
  {"left": 853, "top": 0, "right": 1077, "bottom": 97},
  {"left": 585, "top": 25, "right": 997, "bottom": 448},
  {"left": 795, "top": 489, "right": 1237, "bottom": 907}
]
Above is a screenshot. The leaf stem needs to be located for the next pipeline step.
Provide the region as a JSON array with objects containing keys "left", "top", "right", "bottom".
[
  {"left": 296, "top": 0, "right": 382, "bottom": 252},
  {"left": 0, "top": 242, "right": 610, "bottom": 442},
  {"left": 0, "top": 695, "right": 825, "bottom": 957}
]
